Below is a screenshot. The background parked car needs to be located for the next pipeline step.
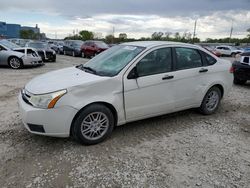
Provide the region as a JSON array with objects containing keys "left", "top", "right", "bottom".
[
  {"left": 63, "top": 40, "right": 84, "bottom": 57},
  {"left": 8, "top": 38, "right": 32, "bottom": 47},
  {"left": 231, "top": 52, "right": 250, "bottom": 85},
  {"left": 26, "top": 41, "right": 56, "bottom": 62},
  {"left": 215, "top": 45, "right": 243, "bottom": 57},
  {"left": 81, "top": 40, "right": 109, "bottom": 58},
  {"left": 202, "top": 46, "right": 221, "bottom": 57},
  {"left": 243, "top": 46, "right": 250, "bottom": 52},
  {"left": 48, "top": 41, "right": 64, "bottom": 54},
  {"left": 0, "top": 39, "right": 43, "bottom": 69}
]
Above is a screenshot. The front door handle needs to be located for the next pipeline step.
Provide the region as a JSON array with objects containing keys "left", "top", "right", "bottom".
[
  {"left": 199, "top": 68, "right": 208, "bottom": 73},
  {"left": 162, "top": 75, "right": 174, "bottom": 80}
]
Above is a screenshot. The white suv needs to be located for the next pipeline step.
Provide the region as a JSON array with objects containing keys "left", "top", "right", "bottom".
[
  {"left": 215, "top": 45, "right": 243, "bottom": 57},
  {"left": 18, "top": 41, "right": 233, "bottom": 145}
]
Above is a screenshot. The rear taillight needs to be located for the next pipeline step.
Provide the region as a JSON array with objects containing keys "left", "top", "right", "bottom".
[{"left": 230, "top": 66, "right": 235, "bottom": 73}]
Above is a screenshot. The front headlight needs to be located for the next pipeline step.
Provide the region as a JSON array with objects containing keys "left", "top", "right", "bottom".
[{"left": 29, "top": 89, "right": 67, "bottom": 109}]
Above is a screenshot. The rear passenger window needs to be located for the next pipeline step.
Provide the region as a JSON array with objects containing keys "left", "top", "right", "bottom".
[
  {"left": 175, "top": 47, "right": 202, "bottom": 70},
  {"left": 203, "top": 52, "right": 217, "bottom": 66}
]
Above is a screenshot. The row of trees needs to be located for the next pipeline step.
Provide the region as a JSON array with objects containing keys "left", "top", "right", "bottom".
[
  {"left": 64, "top": 30, "right": 201, "bottom": 44},
  {"left": 19, "top": 30, "right": 46, "bottom": 40},
  {"left": 20, "top": 28, "right": 250, "bottom": 44},
  {"left": 20, "top": 30, "right": 40, "bottom": 40}
]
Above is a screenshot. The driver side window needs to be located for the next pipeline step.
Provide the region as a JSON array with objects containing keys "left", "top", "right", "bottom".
[{"left": 136, "top": 48, "right": 172, "bottom": 77}]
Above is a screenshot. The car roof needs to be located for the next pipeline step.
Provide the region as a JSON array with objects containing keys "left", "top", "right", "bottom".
[{"left": 121, "top": 41, "right": 199, "bottom": 49}]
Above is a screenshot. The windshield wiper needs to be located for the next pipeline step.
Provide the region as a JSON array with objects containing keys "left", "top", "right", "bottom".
[{"left": 76, "top": 64, "right": 97, "bottom": 74}]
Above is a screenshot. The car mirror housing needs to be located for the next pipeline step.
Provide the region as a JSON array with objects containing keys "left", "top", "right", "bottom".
[{"left": 127, "top": 67, "right": 138, "bottom": 79}]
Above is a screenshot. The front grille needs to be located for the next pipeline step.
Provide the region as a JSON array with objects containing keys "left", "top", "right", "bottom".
[
  {"left": 46, "top": 51, "right": 54, "bottom": 59},
  {"left": 27, "top": 123, "right": 45, "bottom": 133}
]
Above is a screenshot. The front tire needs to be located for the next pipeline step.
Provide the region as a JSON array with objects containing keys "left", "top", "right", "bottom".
[
  {"left": 199, "top": 87, "right": 221, "bottom": 115},
  {"left": 8, "top": 57, "right": 23, "bottom": 69},
  {"left": 72, "top": 104, "right": 115, "bottom": 145}
]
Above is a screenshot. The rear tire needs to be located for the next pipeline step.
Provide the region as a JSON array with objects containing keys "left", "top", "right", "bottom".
[
  {"left": 72, "top": 104, "right": 115, "bottom": 145},
  {"left": 199, "top": 86, "right": 221, "bottom": 115}
]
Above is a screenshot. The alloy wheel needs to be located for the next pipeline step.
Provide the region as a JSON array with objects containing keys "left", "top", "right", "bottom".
[
  {"left": 9, "top": 57, "right": 21, "bottom": 69},
  {"left": 80, "top": 112, "right": 109, "bottom": 140},
  {"left": 205, "top": 91, "right": 219, "bottom": 112}
]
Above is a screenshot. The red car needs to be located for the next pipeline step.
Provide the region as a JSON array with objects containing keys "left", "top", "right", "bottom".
[{"left": 81, "top": 41, "right": 109, "bottom": 58}]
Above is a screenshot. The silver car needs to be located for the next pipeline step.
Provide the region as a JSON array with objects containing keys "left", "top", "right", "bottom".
[{"left": 0, "top": 40, "right": 43, "bottom": 69}]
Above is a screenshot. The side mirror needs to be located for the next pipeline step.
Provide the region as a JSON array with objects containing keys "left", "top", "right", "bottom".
[{"left": 127, "top": 67, "right": 138, "bottom": 79}]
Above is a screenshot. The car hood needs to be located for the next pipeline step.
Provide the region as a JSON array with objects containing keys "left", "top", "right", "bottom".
[
  {"left": 6, "top": 49, "right": 24, "bottom": 58},
  {"left": 25, "top": 67, "right": 109, "bottom": 94}
]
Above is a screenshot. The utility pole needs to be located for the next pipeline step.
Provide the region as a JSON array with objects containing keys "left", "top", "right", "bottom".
[
  {"left": 112, "top": 26, "right": 115, "bottom": 44},
  {"left": 193, "top": 19, "right": 197, "bottom": 43},
  {"left": 229, "top": 20, "right": 233, "bottom": 43}
]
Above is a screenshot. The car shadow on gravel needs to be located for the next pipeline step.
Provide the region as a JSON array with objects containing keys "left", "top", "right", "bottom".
[
  {"left": 109, "top": 109, "right": 203, "bottom": 146},
  {"left": 0, "top": 64, "right": 45, "bottom": 70},
  {"left": 3, "top": 108, "right": 201, "bottom": 149}
]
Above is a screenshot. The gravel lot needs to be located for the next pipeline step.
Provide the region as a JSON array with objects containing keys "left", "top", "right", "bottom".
[{"left": 0, "top": 55, "right": 249, "bottom": 188}]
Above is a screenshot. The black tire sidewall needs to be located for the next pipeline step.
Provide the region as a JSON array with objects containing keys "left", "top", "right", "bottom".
[
  {"left": 200, "top": 87, "right": 222, "bottom": 115},
  {"left": 72, "top": 104, "right": 115, "bottom": 145}
]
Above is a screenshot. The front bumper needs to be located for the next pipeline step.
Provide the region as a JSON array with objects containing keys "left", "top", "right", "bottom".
[
  {"left": 22, "top": 56, "right": 44, "bottom": 66},
  {"left": 18, "top": 93, "right": 78, "bottom": 137}
]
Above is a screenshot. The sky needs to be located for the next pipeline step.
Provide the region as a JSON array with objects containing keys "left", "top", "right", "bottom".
[{"left": 0, "top": 0, "right": 250, "bottom": 40}]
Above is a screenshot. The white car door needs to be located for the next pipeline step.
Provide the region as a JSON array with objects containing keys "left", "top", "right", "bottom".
[
  {"left": 223, "top": 47, "right": 231, "bottom": 56},
  {"left": 123, "top": 47, "right": 175, "bottom": 121},
  {"left": 171, "top": 47, "right": 206, "bottom": 109}
]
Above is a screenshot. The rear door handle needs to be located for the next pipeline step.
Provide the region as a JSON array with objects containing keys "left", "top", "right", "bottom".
[
  {"left": 199, "top": 68, "right": 208, "bottom": 73},
  {"left": 162, "top": 75, "right": 174, "bottom": 80}
]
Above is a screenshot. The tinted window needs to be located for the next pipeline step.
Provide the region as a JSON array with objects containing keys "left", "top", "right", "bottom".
[
  {"left": 203, "top": 52, "right": 217, "bottom": 65},
  {"left": 85, "top": 42, "right": 92, "bottom": 46},
  {"left": 137, "top": 48, "right": 172, "bottom": 77},
  {"left": 95, "top": 41, "right": 109, "bottom": 48},
  {"left": 243, "top": 57, "right": 249, "bottom": 63},
  {"left": 175, "top": 47, "right": 202, "bottom": 70}
]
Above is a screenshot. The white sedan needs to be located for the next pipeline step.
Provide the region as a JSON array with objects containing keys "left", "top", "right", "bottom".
[{"left": 18, "top": 41, "right": 233, "bottom": 145}]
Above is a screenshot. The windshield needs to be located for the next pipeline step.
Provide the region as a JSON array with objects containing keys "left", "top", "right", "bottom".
[
  {"left": 28, "top": 42, "right": 47, "bottom": 49},
  {"left": 72, "top": 41, "right": 83, "bottom": 47},
  {"left": 95, "top": 41, "right": 109, "bottom": 48},
  {"left": 81, "top": 45, "right": 145, "bottom": 77},
  {"left": 0, "top": 40, "right": 20, "bottom": 49}
]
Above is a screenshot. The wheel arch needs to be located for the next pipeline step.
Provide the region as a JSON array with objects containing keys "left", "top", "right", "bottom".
[
  {"left": 8, "top": 55, "right": 23, "bottom": 63},
  {"left": 204, "top": 84, "right": 224, "bottom": 99},
  {"left": 70, "top": 101, "right": 118, "bottom": 136}
]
